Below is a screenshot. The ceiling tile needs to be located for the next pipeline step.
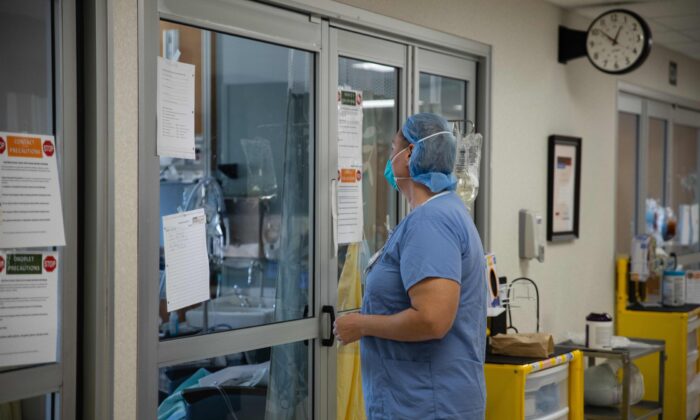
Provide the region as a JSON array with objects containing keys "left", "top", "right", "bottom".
[
  {"left": 653, "top": 30, "right": 693, "bottom": 43},
  {"left": 653, "top": 14, "right": 700, "bottom": 30}
]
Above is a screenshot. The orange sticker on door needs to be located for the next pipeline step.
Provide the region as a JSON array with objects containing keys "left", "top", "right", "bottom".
[
  {"left": 7, "top": 135, "right": 42, "bottom": 158},
  {"left": 339, "top": 168, "right": 361, "bottom": 183}
]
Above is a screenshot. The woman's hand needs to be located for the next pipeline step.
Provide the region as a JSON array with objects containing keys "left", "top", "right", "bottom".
[{"left": 334, "top": 312, "right": 365, "bottom": 345}]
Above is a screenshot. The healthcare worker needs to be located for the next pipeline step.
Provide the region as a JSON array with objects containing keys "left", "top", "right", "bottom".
[{"left": 334, "top": 113, "right": 487, "bottom": 419}]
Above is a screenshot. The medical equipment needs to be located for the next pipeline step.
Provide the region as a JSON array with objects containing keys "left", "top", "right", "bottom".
[
  {"left": 519, "top": 209, "right": 545, "bottom": 262},
  {"left": 585, "top": 312, "right": 613, "bottom": 350},
  {"left": 452, "top": 120, "right": 482, "bottom": 214},
  {"left": 662, "top": 270, "right": 686, "bottom": 307}
]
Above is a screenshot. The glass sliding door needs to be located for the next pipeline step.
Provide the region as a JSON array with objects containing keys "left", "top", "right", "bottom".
[
  {"left": 329, "top": 28, "right": 407, "bottom": 420},
  {"left": 0, "top": 0, "right": 77, "bottom": 417},
  {"left": 143, "top": 1, "right": 327, "bottom": 417},
  {"left": 335, "top": 56, "right": 399, "bottom": 294}
]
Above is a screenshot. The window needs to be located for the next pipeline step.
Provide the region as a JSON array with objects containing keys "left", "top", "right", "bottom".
[
  {"left": 616, "top": 92, "right": 700, "bottom": 258},
  {"left": 419, "top": 73, "right": 467, "bottom": 122},
  {"left": 158, "top": 22, "right": 315, "bottom": 340}
]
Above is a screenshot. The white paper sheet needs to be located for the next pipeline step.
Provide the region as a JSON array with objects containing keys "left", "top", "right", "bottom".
[
  {"left": 337, "top": 89, "right": 363, "bottom": 169},
  {"left": 0, "top": 251, "right": 58, "bottom": 368},
  {"left": 0, "top": 132, "right": 66, "bottom": 248},
  {"left": 163, "top": 208, "right": 210, "bottom": 312},
  {"left": 336, "top": 89, "right": 364, "bottom": 245},
  {"left": 552, "top": 144, "right": 576, "bottom": 233},
  {"left": 157, "top": 57, "right": 196, "bottom": 160},
  {"left": 337, "top": 168, "right": 364, "bottom": 245}
]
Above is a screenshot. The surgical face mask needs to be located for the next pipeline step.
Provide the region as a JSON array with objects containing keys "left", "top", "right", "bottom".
[{"left": 384, "top": 147, "right": 409, "bottom": 191}]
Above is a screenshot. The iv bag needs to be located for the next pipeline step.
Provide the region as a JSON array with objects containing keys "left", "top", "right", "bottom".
[{"left": 455, "top": 131, "right": 483, "bottom": 213}]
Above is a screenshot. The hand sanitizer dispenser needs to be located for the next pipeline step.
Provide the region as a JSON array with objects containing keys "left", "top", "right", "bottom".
[{"left": 519, "top": 210, "right": 544, "bottom": 262}]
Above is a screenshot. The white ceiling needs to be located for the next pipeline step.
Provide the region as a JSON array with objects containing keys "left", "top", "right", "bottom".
[{"left": 547, "top": 0, "right": 700, "bottom": 60}]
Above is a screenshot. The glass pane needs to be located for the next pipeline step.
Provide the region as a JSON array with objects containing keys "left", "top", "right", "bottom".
[
  {"left": 0, "top": 394, "right": 55, "bottom": 419},
  {"left": 158, "top": 341, "right": 311, "bottom": 419},
  {"left": 159, "top": 22, "right": 314, "bottom": 340},
  {"left": 671, "top": 124, "right": 699, "bottom": 211},
  {"left": 418, "top": 73, "right": 466, "bottom": 122},
  {"left": 647, "top": 117, "right": 666, "bottom": 205},
  {"left": 0, "top": 0, "right": 53, "bottom": 134},
  {"left": 616, "top": 112, "right": 638, "bottom": 255},
  {"left": 0, "top": 1, "right": 60, "bottom": 371},
  {"left": 336, "top": 57, "right": 399, "bottom": 311}
]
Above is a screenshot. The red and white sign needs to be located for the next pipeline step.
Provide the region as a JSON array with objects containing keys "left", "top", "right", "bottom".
[
  {"left": 43, "top": 255, "right": 57, "bottom": 273},
  {"left": 0, "top": 137, "right": 5, "bottom": 154},
  {"left": 43, "top": 140, "right": 55, "bottom": 157}
]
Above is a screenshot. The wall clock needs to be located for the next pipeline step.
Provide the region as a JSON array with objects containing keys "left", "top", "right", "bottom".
[{"left": 559, "top": 9, "right": 653, "bottom": 75}]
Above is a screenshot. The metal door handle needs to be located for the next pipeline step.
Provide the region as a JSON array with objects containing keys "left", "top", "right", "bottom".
[{"left": 321, "top": 305, "right": 336, "bottom": 347}]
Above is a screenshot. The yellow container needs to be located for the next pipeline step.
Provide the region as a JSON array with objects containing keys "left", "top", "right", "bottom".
[{"left": 484, "top": 351, "right": 583, "bottom": 420}]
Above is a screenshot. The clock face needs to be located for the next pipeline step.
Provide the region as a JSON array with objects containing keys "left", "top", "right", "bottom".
[{"left": 586, "top": 9, "right": 652, "bottom": 74}]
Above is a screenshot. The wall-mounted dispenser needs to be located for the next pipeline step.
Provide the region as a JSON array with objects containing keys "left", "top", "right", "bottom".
[{"left": 519, "top": 209, "right": 544, "bottom": 262}]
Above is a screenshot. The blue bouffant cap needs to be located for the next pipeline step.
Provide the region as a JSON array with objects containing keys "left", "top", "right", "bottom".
[{"left": 401, "top": 113, "right": 457, "bottom": 193}]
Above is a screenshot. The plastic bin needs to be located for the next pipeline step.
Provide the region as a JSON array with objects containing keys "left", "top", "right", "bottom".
[
  {"left": 689, "top": 350, "right": 699, "bottom": 386},
  {"left": 524, "top": 363, "right": 569, "bottom": 419}
]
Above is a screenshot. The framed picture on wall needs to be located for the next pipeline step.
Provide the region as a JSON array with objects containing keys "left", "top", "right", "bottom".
[{"left": 547, "top": 135, "right": 582, "bottom": 242}]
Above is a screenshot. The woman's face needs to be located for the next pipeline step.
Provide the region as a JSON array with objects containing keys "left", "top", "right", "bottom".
[{"left": 390, "top": 131, "right": 411, "bottom": 179}]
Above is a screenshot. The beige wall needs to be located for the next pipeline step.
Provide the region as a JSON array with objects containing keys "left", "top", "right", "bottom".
[{"left": 337, "top": 0, "right": 700, "bottom": 337}]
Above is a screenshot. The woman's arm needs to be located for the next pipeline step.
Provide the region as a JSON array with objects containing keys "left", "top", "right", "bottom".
[{"left": 334, "top": 277, "right": 459, "bottom": 344}]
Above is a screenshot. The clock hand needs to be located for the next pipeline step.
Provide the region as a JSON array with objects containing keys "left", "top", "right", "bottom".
[
  {"left": 600, "top": 30, "right": 616, "bottom": 43},
  {"left": 613, "top": 26, "right": 622, "bottom": 45}
]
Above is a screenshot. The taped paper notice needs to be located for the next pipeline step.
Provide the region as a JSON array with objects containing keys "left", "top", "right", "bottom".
[
  {"left": 0, "top": 132, "right": 66, "bottom": 248},
  {"left": 337, "top": 168, "right": 363, "bottom": 245},
  {"left": 157, "top": 57, "right": 196, "bottom": 159},
  {"left": 163, "top": 208, "right": 210, "bottom": 312},
  {"left": 0, "top": 251, "right": 58, "bottom": 368}
]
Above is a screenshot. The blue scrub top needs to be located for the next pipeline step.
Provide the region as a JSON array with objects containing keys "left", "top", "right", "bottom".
[{"left": 360, "top": 192, "right": 487, "bottom": 420}]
